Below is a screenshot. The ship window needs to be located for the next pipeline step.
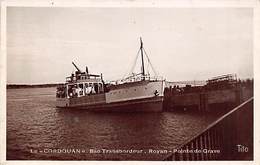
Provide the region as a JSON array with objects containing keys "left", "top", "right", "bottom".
[
  {"left": 79, "top": 84, "right": 83, "bottom": 88},
  {"left": 94, "top": 83, "right": 99, "bottom": 94},
  {"left": 78, "top": 84, "right": 84, "bottom": 96},
  {"left": 88, "top": 83, "right": 96, "bottom": 94},
  {"left": 85, "top": 83, "right": 92, "bottom": 95},
  {"left": 99, "top": 83, "right": 104, "bottom": 93},
  {"left": 68, "top": 84, "right": 74, "bottom": 98}
]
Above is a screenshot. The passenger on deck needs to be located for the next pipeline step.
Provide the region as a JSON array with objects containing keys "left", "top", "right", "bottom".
[
  {"left": 91, "top": 86, "right": 96, "bottom": 94},
  {"left": 68, "top": 86, "right": 73, "bottom": 98},
  {"left": 72, "top": 86, "right": 77, "bottom": 97},
  {"left": 79, "top": 87, "right": 84, "bottom": 96},
  {"left": 76, "top": 87, "right": 82, "bottom": 97},
  {"left": 85, "top": 86, "right": 92, "bottom": 95}
]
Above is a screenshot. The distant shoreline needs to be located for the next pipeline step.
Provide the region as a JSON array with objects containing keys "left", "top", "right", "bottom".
[
  {"left": 7, "top": 83, "right": 62, "bottom": 89},
  {"left": 6, "top": 78, "right": 253, "bottom": 89}
]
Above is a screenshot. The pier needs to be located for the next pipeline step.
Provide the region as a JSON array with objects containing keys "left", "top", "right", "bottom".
[
  {"left": 163, "top": 75, "right": 253, "bottom": 160},
  {"left": 163, "top": 75, "right": 253, "bottom": 112}
]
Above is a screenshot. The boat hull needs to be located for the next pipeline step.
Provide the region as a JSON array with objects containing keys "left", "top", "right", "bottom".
[
  {"left": 57, "top": 96, "right": 163, "bottom": 112},
  {"left": 56, "top": 80, "right": 165, "bottom": 112}
]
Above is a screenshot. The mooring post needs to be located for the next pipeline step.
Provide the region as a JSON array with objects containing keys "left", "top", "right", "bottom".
[
  {"left": 195, "top": 138, "right": 199, "bottom": 160},
  {"left": 203, "top": 133, "right": 208, "bottom": 160},
  {"left": 199, "top": 136, "right": 203, "bottom": 160},
  {"left": 189, "top": 142, "right": 193, "bottom": 160},
  {"left": 207, "top": 131, "right": 211, "bottom": 160},
  {"left": 205, "top": 93, "right": 209, "bottom": 111},
  {"left": 175, "top": 151, "right": 180, "bottom": 161}
]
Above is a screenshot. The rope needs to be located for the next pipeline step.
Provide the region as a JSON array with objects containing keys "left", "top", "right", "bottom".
[
  {"left": 130, "top": 49, "right": 141, "bottom": 75},
  {"left": 121, "top": 49, "right": 140, "bottom": 80},
  {"left": 121, "top": 42, "right": 159, "bottom": 81},
  {"left": 143, "top": 48, "right": 158, "bottom": 77}
]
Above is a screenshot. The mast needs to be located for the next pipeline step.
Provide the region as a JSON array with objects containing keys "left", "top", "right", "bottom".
[{"left": 140, "top": 37, "right": 145, "bottom": 80}]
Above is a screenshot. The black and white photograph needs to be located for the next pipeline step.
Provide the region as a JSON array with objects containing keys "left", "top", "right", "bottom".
[{"left": 0, "top": 0, "right": 258, "bottom": 163}]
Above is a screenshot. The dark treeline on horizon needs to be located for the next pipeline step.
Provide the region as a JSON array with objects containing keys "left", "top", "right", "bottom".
[{"left": 6, "top": 83, "right": 63, "bottom": 89}]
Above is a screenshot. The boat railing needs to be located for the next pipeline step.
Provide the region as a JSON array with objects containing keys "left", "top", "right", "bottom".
[
  {"left": 110, "top": 74, "right": 163, "bottom": 85},
  {"left": 206, "top": 74, "right": 237, "bottom": 85},
  {"left": 164, "top": 97, "right": 253, "bottom": 160},
  {"left": 66, "top": 74, "right": 101, "bottom": 83}
]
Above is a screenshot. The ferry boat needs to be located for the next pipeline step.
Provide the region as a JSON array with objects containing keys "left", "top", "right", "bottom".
[{"left": 56, "top": 38, "right": 166, "bottom": 112}]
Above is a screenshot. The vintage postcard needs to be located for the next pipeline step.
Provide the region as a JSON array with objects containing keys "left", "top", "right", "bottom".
[{"left": 0, "top": 0, "right": 259, "bottom": 164}]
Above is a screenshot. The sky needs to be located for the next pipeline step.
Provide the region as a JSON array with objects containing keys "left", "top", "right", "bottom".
[{"left": 6, "top": 7, "right": 253, "bottom": 84}]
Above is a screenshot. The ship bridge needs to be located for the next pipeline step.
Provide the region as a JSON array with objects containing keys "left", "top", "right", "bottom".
[{"left": 56, "top": 62, "right": 104, "bottom": 99}]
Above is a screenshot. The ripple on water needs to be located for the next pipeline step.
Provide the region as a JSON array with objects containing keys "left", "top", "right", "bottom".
[{"left": 7, "top": 87, "right": 221, "bottom": 160}]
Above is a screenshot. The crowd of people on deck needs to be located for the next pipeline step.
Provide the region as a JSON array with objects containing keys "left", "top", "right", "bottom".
[{"left": 68, "top": 85, "right": 95, "bottom": 98}]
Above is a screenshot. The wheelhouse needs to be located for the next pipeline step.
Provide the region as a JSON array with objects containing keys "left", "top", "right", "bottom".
[{"left": 56, "top": 62, "right": 104, "bottom": 99}]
